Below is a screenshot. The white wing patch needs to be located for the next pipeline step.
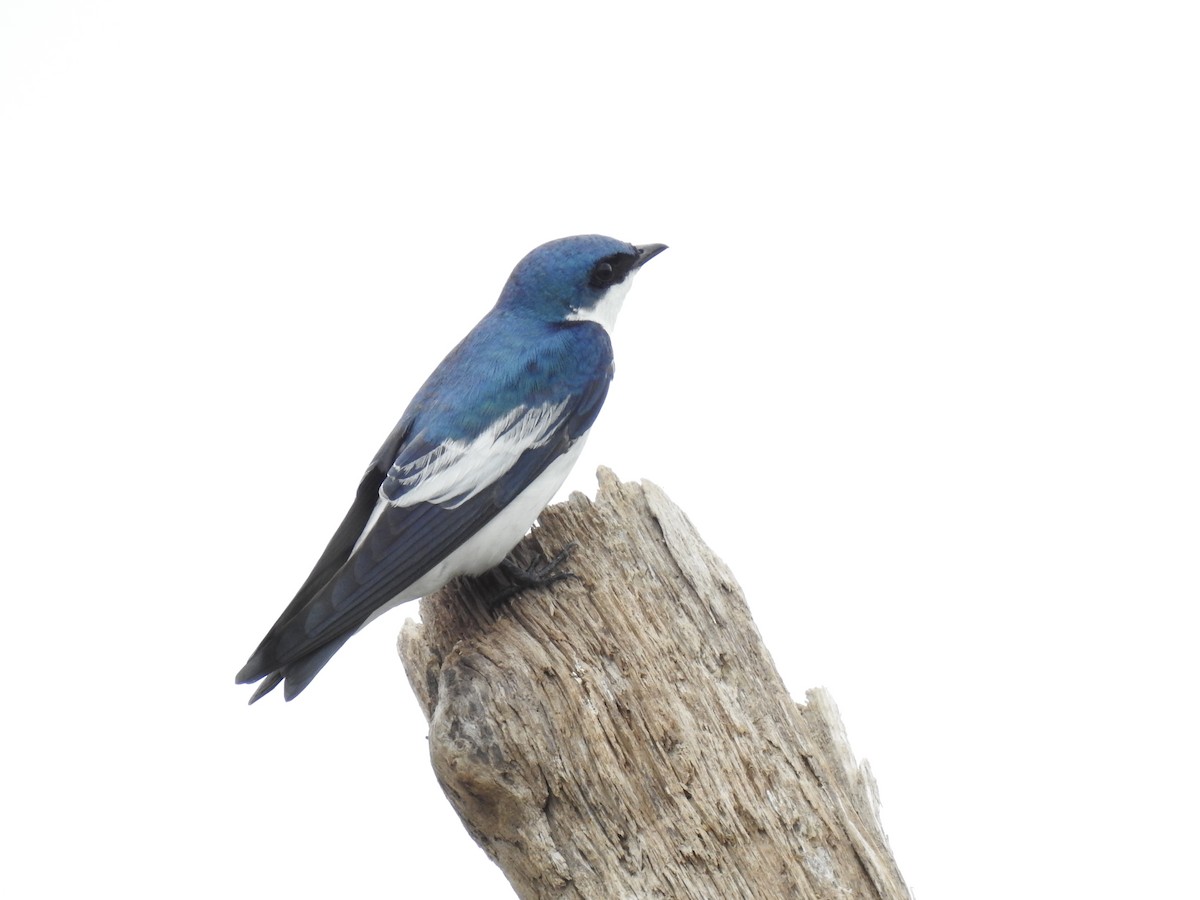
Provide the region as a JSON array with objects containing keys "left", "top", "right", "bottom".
[
  {"left": 357, "top": 437, "right": 589, "bottom": 626},
  {"left": 385, "top": 399, "right": 571, "bottom": 509}
]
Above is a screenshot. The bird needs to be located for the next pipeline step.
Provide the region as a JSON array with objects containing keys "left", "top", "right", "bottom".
[{"left": 236, "top": 234, "right": 667, "bottom": 702}]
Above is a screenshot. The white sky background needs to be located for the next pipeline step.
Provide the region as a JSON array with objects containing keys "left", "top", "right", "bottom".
[{"left": 2, "top": 1, "right": 1197, "bottom": 897}]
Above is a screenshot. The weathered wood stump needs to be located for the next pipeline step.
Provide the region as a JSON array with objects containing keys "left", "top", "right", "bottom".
[{"left": 399, "top": 469, "right": 910, "bottom": 900}]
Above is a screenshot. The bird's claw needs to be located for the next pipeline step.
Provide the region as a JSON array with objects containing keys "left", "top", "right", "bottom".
[{"left": 489, "top": 542, "right": 580, "bottom": 608}]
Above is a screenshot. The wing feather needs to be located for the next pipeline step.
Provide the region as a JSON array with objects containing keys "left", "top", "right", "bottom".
[{"left": 258, "top": 393, "right": 592, "bottom": 671}]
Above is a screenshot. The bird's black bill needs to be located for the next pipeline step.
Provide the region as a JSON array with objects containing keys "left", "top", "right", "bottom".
[{"left": 633, "top": 243, "right": 668, "bottom": 268}]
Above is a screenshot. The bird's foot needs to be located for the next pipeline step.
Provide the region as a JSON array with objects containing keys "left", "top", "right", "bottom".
[{"left": 489, "top": 543, "right": 580, "bottom": 608}]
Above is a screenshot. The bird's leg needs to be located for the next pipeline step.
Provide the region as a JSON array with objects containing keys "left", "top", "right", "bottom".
[{"left": 489, "top": 542, "right": 580, "bottom": 607}]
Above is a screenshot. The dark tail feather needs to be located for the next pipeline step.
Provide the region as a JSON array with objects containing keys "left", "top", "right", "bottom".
[
  {"left": 248, "top": 671, "right": 284, "bottom": 704},
  {"left": 237, "top": 632, "right": 354, "bottom": 703},
  {"left": 282, "top": 634, "right": 353, "bottom": 700}
]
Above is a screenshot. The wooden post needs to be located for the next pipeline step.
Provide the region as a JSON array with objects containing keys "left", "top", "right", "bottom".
[{"left": 399, "top": 469, "right": 911, "bottom": 900}]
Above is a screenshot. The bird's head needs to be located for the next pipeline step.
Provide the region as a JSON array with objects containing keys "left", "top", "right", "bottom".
[{"left": 496, "top": 235, "right": 667, "bottom": 332}]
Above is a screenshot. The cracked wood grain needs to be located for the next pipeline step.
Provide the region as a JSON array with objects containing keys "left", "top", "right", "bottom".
[{"left": 399, "top": 468, "right": 911, "bottom": 900}]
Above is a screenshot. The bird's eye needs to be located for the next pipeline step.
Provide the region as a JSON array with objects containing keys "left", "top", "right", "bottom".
[{"left": 589, "top": 261, "right": 615, "bottom": 288}]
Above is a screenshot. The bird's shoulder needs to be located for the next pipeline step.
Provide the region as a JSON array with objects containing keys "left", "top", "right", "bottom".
[{"left": 409, "top": 313, "right": 612, "bottom": 441}]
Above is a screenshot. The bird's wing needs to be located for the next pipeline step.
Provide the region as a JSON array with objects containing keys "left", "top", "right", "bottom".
[
  {"left": 238, "top": 417, "right": 412, "bottom": 658},
  {"left": 237, "top": 334, "right": 611, "bottom": 693},
  {"left": 257, "top": 393, "right": 601, "bottom": 671}
]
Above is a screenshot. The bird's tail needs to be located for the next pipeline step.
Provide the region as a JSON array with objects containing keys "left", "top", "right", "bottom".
[{"left": 237, "top": 633, "right": 353, "bottom": 703}]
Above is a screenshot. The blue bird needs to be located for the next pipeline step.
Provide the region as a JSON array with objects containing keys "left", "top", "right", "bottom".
[{"left": 237, "top": 235, "right": 667, "bottom": 702}]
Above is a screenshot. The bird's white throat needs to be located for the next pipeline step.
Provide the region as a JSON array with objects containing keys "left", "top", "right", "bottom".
[{"left": 566, "top": 273, "right": 637, "bottom": 333}]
